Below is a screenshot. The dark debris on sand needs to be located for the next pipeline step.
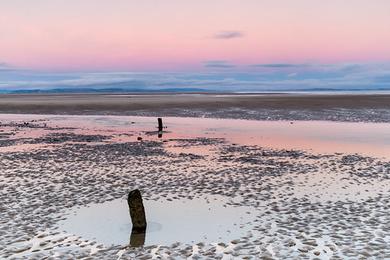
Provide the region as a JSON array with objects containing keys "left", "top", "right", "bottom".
[{"left": 27, "top": 133, "right": 110, "bottom": 144}]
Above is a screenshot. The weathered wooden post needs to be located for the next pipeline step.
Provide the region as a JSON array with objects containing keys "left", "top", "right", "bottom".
[
  {"left": 158, "top": 118, "right": 163, "bottom": 138},
  {"left": 158, "top": 118, "right": 163, "bottom": 132},
  {"left": 127, "top": 190, "right": 147, "bottom": 233}
]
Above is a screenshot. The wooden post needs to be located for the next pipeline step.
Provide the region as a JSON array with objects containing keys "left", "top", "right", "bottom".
[
  {"left": 158, "top": 118, "right": 163, "bottom": 132},
  {"left": 127, "top": 189, "right": 147, "bottom": 234}
]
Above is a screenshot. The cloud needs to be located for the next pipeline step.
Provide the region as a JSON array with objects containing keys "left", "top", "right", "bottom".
[
  {"left": 0, "top": 62, "right": 15, "bottom": 72},
  {"left": 374, "top": 74, "right": 390, "bottom": 83},
  {"left": 213, "top": 31, "right": 244, "bottom": 39},
  {"left": 251, "top": 63, "right": 309, "bottom": 68},
  {"left": 1, "top": 63, "right": 390, "bottom": 92},
  {"left": 203, "top": 60, "right": 236, "bottom": 69}
]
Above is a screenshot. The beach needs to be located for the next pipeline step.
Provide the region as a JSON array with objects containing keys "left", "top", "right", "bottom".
[
  {"left": 1, "top": 93, "right": 390, "bottom": 122},
  {"left": 0, "top": 105, "right": 390, "bottom": 258},
  {"left": 3, "top": 0, "right": 390, "bottom": 258}
]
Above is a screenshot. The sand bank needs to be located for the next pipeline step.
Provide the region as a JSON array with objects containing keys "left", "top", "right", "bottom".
[{"left": 0, "top": 93, "right": 390, "bottom": 122}]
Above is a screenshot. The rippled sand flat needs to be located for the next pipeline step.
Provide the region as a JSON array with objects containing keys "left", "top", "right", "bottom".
[
  {"left": 1, "top": 115, "right": 390, "bottom": 259},
  {"left": 1, "top": 93, "right": 390, "bottom": 122}
]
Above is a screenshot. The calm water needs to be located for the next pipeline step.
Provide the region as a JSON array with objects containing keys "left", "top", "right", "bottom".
[
  {"left": 1, "top": 114, "right": 389, "bottom": 158},
  {"left": 58, "top": 196, "right": 256, "bottom": 246}
]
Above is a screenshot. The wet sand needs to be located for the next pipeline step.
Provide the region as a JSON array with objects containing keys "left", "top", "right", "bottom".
[
  {"left": 1, "top": 115, "right": 390, "bottom": 259},
  {"left": 1, "top": 93, "right": 390, "bottom": 122}
]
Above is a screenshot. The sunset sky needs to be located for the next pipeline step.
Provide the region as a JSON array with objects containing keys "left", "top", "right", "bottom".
[{"left": 1, "top": 0, "right": 390, "bottom": 91}]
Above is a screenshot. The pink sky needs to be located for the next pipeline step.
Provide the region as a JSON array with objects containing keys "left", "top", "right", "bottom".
[{"left": 1, "top": 0, "right": 390, "bottom": 71}]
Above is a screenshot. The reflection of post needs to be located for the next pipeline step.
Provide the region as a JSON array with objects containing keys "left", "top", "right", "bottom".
[
  {"left": 127, "top": 190, "right": 147, "bottom": 233},
  {"left": 130, "top": 231, "right": 146, "bottom": 247}
]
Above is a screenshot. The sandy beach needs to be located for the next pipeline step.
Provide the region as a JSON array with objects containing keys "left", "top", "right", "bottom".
[
  {"left": 1, "top": 93, "right": 390, "bottom": 122},
  {"left": 3, "top": 0, "right": 390, "bottom": 258},
  {"left": 1, "top": 113, "right": 390, "bottom": 259}
]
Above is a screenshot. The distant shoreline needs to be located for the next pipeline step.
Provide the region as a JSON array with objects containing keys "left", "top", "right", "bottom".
[
  {"left": 2, "top": 90, "right": 390, "bottom": 96},
  {"left": 0, "top": 93, "right": 390, "bottom": 122},
  {"left": 2, "top": 89, "right": 390, "bottom": 95}
]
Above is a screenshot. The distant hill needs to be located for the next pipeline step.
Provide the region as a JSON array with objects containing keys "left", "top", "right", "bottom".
[{"left": 0, "top": 87, "right": 210, "bottom": 94}]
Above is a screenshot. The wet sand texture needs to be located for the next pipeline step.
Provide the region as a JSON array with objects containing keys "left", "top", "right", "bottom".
[
  {"left": 0, "top": 115, "right": 390, "bottom": 259},
  {"left": 1, "top": 93, "right": 390, "bottom": 122}
]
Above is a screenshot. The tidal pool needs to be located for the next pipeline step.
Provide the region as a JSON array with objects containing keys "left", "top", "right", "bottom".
[
  {"left": 1, "top": 114, "right": 390, "bottom": 158},
  {"left": 57, "top": 196, "right": 257, "bottom": 247}
]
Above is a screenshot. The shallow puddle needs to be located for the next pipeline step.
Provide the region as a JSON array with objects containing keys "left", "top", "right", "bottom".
[
  {"left": 1, "top": 114, "right": 389, "bottom": 159},
  {"left": 57, "top": 196, "right": 257, "bottom": 247}
]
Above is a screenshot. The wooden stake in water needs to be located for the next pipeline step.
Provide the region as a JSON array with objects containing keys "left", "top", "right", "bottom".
[
  {"left": 158, "top": 118, "right": 163, "bottom": 138},
  {"left": 158, "top": 118, "right": 163, "bottom": 132},
  {"left": 127, "top": 189, "right": 147, "bottom": 233}
]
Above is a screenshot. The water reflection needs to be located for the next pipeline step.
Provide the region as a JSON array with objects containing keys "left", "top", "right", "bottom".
[
  {"left": 57, "top": 196, "right": 256, "bottom": 246},
  {"left": 1, "top": 114, "right": 389, "bottom": 158},
  {"left": 130, "top": 230, "right": 146, "bottom": 247}
]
